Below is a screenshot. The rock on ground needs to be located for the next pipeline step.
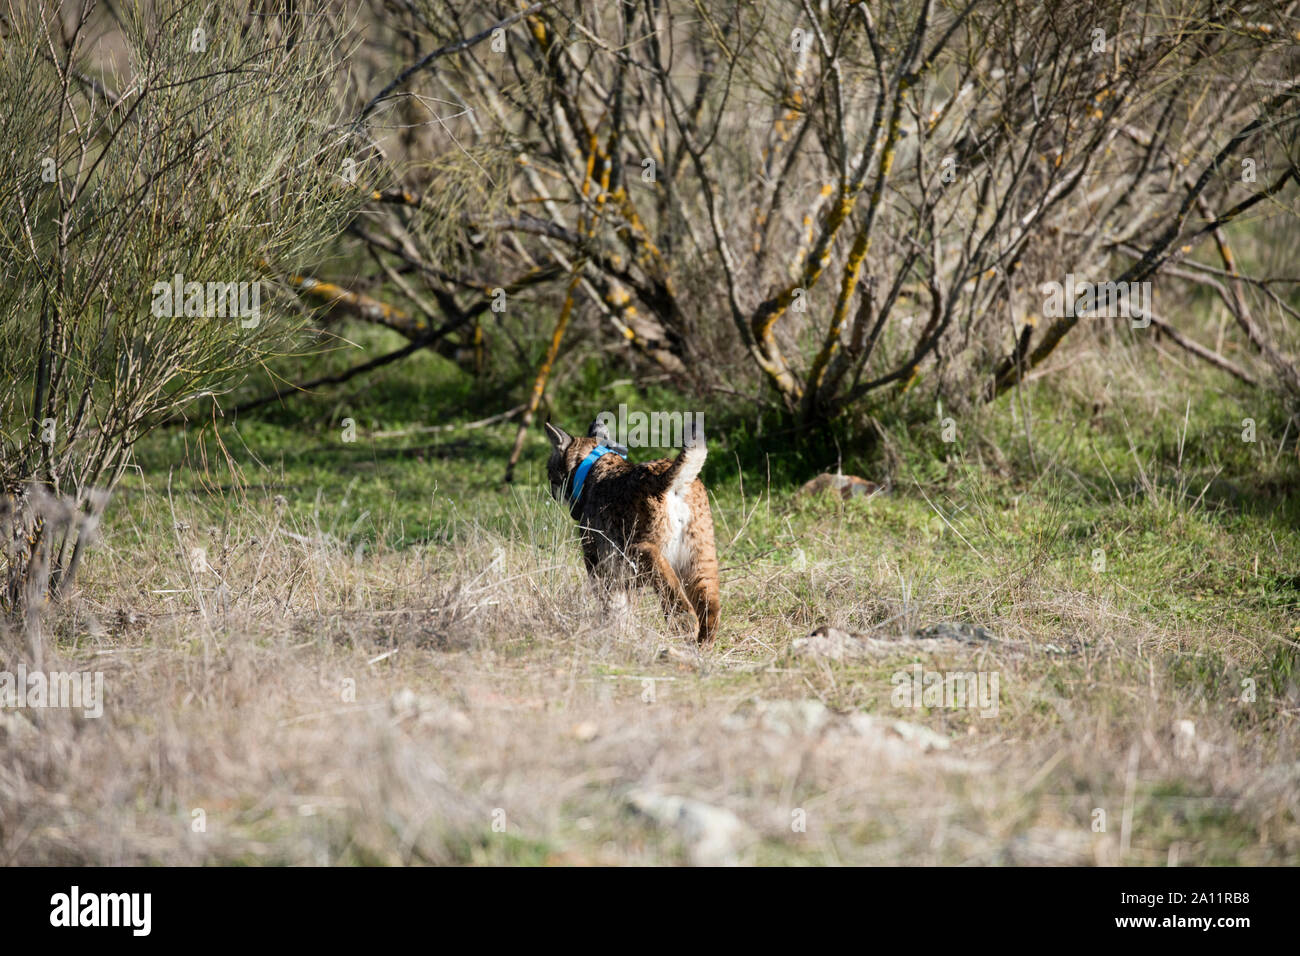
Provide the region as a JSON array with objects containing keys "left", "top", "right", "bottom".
[{"left": 626, "top": 790, "right": 751, "bottom": 866}]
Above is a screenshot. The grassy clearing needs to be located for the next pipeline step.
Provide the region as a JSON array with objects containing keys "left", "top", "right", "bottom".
[{"left": 2, "top": 324, "right": 1297, "bottom": 866}]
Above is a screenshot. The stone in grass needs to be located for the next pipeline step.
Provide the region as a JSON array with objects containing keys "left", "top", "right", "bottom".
[
  {"left": 723, "top": 698, "right": 832, "bottom": 737},
  {"left": 1003, "top": 827, "right": 1096, "bottom": 865},
  {"left": 848, "top": 713, "right": 952, "bottom": 752},
  {"left": 798, "top": 473, "right": 887, "bottom": 500},
  {"left": 914, "top": 621, "right": 997, "bottom": 644},
  {"left": 793, "top": 625, "right": 873, "bottom": 660},
  {"left": 0, "top": 708, "right": 37, "bottom": 742},
  {"left": 389, "top": 688, "right": 472, "bottom": 733},
  {"left": 626, "top": 790, "right": 752, "bottom": 866}
]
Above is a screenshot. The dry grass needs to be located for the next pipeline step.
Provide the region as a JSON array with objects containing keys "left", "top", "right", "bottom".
[{"left": 3, "top": 462, "right": 1296, "bottom": 866}]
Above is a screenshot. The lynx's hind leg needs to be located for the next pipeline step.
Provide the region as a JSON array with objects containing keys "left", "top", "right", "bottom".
[
  {"left": 684, "top": 569, "right": 719, "bottom": 643},
  {"left": 631, "top": 541, "right": 699, "bottom": 638}
]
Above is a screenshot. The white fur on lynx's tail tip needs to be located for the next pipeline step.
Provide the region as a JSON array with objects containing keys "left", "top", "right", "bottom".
[{"left": 667, "top": 419, "right": 706, "bottom": 496}]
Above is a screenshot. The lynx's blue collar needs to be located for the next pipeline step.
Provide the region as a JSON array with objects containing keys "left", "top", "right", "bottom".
[{"left": 569, "top": 445, "right": 626, "bottom": 505}]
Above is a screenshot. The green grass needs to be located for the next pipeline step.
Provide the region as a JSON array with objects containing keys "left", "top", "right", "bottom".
[
  {"left": 17, "top": 318, "right": 1297, "bottom": 866},
  {"left": 118, "top": 321, "right": 1300, "bottom": 728}
]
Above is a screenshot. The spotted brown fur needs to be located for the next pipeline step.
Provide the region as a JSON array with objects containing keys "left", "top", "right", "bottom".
[{"left": 544, "top": 416, "right": 719, "bottom": 643}]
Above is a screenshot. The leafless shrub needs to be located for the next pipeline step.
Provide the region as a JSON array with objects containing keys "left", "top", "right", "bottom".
[
  {"left": 0, "top": 1, "right": 363, "bottom": 611},
  {"left": 339, "top": 0, "right": 1300, "bottom": 423}
]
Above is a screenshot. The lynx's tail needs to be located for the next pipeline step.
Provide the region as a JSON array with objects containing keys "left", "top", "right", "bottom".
[{"left": 665, "top": 417, "right": 707, "bottom": 496}]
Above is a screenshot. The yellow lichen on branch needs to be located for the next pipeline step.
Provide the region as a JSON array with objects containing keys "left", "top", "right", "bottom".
[
  {"left": 803, "top": 74, "right": 909, "bottom": 410},
  {"left": 504, "top": 271, "right": 583, "bottom": 482},
  {"left": 279, "top": 270, "right": 430, "bottom": 339}
]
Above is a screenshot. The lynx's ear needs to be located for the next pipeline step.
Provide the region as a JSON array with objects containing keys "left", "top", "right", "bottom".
[
  {"left": 589, "top": 415, "right": 628, "bottom": 456},
  {"left": 544, "top": 421, "right": 573, "bottom": 451}
]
